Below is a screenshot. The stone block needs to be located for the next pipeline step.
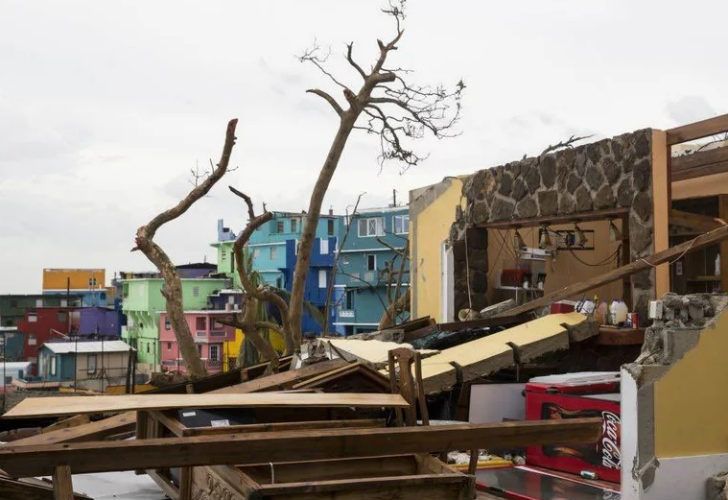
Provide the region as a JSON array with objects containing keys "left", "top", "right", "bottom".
[
  {"left": 594, "top": 184, "right": 616, "bottom": 209},
  {"left": 516, "top": 197, "right": 538, "bottom": 218},
  {"left": 538, "top": 190, "right": 558, "bottom": 216}
]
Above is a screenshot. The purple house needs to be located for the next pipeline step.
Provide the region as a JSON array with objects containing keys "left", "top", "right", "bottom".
[{"left": 77, "top": 307, "right": 122, "bottom": 337}]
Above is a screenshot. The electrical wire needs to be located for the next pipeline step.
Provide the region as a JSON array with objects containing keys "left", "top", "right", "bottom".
[{"left": 568, "top": 245, "right": 623, "bottom": 267}]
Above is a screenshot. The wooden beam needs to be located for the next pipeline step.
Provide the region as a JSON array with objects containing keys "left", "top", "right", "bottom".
[
  {"left": 52, "top": 465, "right": 73, "bottom": 500},
  {"left": 3, "top": 392, "right": 410, "bottom": 419},
  {"left": 666, "top": 114, "right": 728, "bottom": 145},
  {"left": 212, "top": 358, "right": 347, "bottom": 394},
  {"left": 720, "top": 196, "right": 728, "bottom": 293},
  {"left": 8, "top": 412, "right": 136, "bottom": 446},
  {"left": 672, "top": 146, "right": 728, "bottom": 181},
  {"left": 496, "top": 224, "right": 728, "bottom": 318},
  {"left": 478, "top": 207, "right": 629, "bottom": 230},
  {"left": 670, "top": 209, "right": 726, "bottom": 232},
  {"left": 0, "top": 418, "right": 601, "bottom": 477},
  {"left": 181, "top": 418, "right": 386, "bottom": 437}
]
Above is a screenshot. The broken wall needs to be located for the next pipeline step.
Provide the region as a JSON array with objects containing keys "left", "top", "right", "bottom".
[
  {"left": 621, "top": 294, "right": 728, "bottom": 500},
  {"left": 451, "top": 129, "right": 656, "bottom": 318}
]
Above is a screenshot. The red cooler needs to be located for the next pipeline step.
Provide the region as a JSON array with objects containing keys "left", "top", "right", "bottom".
[{"left": 525, "top": 372, "right": 621, "bottom": 483}]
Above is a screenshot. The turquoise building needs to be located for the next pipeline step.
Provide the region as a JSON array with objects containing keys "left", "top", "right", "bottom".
[{"left": 333, "top": 206, "right": 410, "bottom": 335}]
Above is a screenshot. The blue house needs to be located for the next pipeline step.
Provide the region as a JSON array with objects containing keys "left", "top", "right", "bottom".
[
  {"left": 333, "top": 206, "right": 410, "bottom": 335},
  {"left": 212, "top": 212, "right": 341, "bottom": 336},
  {"left": 38, "top": 340, "right": 134, "bottom": 383}
]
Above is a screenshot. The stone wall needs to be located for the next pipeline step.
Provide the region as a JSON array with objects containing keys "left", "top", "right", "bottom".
[{"left": 450, "top": 129, "right": 655, "bottom": 321}]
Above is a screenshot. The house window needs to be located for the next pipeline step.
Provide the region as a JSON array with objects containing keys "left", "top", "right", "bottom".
[
  {"left": 270, "top": 246, "right": 278, "bottom": 260},
  {"left": 146, "top": 343, "right": 150, "bottom": 354},
  {"left": 358, "top": 217, "right": 384, "bottom": 237},
  {"left": 164, "top": 318, "right": 171, "bottom": 330},
  {"left": 393, "top": 214, "right": 409, "bottom": 234},
  {"left": 210, "top": 330, "right": 226, "bottom": 337},
  {"left": 290, "top": 218, "right": 299, "bottom": 233},
  {"left": 213, "top": 320, "right": 225, "bottom": 329},
  {"left": 50, "top": 355, "right": 57, "bottom": 376},
  {"left": 345, "top": 290, "right": 355, "bottom": 310},
  {"left": 35, "top": 299, "right": 43, "bottom": 307},
  {"left": 87, "top": 354, "right": 97, "bottom": 374},
  {"left": 367, "top": 254, "right": 377, "bottom": 271},
  {"left": 253, "top": 248, "right": 261, "bottom": 259},
  {"left": 28, "top": 335, "right": 37, "bottom": 346},
  {"left": 192, "top": 286, "right": 200, "bottom": 297},
  {"left": 320, "top": 238, "right": 329, "bottom": 255},
  {"left": 327, "top": 219, "right": 335, "bottom": 236},
  {"left": 209, "top": 344, "right": 221, "bottom": 362},
  {"left": 272, "top": 220, "right": 284, "bottom": 234},
  {"left": 167, "top": 342, "right": 172, "bottom": 350},
  {"left": 318, "top": 269, "right": 327, "bottom": 289},
  {"left": 27, "top": 313, "right": 38, "bottom": 323},
  {"left": 196, "top": 317, "right": 207, "bottom": 330}
]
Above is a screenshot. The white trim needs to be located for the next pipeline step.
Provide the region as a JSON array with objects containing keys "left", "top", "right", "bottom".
[
  {"left": 340, "top": 247, "right": 405, "bottom": 253},
  {"left": 332, "top": 322, "right": 380, "bottom": 326},
  {"left": 357, "top": 217, "right": 384, "bottom": 238},
  {"left": 333, "top": 284, "right": 347, "bottom": 288},
  {"left": 355, "top": 206, "right": 408, "bottom": 214},
  {"left": 246, "top": 241, "right": 286, "bottom": 248},
  {"left": 392, "top": 214, "right": 410, "bottom": 235}
]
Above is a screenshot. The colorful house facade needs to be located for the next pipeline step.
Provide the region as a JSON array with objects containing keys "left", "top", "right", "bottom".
[
  {"left": 0, "top": 294, "right": 82, "bottom": 328},
  {"left": 42, "top": 268, "right": 110, "bottom": 307},
  {"left": 120, "top": 277, "right": 228, "bottom": 371},
  {"left": 333, "top": 206, "right": 410, "bottom": 335},
  {"left": 38, "top": 340, "right": 134, "bottom": 388},
  {"left": 158, "top": 310, "right": 236, "bottom": 374},
  {"left": 16, "top": 307, "right": 77, "bottom": 369},
  {"left": 212, "top": 212, "right": 341, "bottom": 336}
]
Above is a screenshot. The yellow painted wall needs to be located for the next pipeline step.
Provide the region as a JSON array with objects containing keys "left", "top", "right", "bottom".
[
  {"left": 654, "top": 308, "right": 728, "bottom": 457},
  {"left": 411, "top": 178, "right": 464, "bottom": 322},
  {"left": 223, "top": 328, "right": 286, "bottom": 371},
  {"left": 43, "top": 268, "right": 106, "bottom": 290}
]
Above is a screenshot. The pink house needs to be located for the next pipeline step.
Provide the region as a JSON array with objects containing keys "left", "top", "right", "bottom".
[{"left": 159, "top": 311, "right": 236, "bottom": 374}]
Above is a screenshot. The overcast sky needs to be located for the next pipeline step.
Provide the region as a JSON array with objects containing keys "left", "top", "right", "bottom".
[{"left": 2, "top": 0, "right": 727, "bottom": 293}]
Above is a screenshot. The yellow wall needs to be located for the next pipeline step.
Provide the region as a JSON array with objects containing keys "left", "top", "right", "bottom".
[
  {"left": 42, "top": 268, "right": 106, "bottom": 290},
  {"left": 223, "top": 328, "right": 286, "bottom": 371},
  {"left": 411, "top": 178, "right": 464, "bottom": 322},
  {"left": 654, "top": 309, "right": 728, "bottom": 457}
]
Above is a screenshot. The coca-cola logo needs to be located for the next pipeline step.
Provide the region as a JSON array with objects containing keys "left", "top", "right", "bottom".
[{"left": 600, "top": 411, "right": 621, "bottom": 470}]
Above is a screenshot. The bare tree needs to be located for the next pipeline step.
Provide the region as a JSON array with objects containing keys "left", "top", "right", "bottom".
[
  {"left": 288, "top": 0, "right": 463, "bottom": 348},
  {"left": 134, "top": 119, "right": 238, "bottom": 379}
]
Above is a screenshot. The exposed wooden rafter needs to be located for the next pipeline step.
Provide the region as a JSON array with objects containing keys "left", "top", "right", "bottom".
[{"left": 666, "top": 114, "right": 728, "bottom": 145}]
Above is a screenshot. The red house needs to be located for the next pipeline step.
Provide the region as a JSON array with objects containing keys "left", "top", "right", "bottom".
[{"left": 16, "top": 307, "right": 77, "bottom": 370}]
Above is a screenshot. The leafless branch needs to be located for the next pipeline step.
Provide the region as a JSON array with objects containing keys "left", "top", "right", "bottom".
[
  {"left": 306, "top": 89, "right": 343, "bottom": 117},
  {"left": 540, "top": 134, "right": 592, "bottom": 157}
]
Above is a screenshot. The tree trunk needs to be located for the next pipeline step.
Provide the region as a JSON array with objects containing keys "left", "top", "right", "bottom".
[
  {"left": 378, "top": 288, "right": 411, "bottom": 330},
  {"left": 287, "top": 112, "right": 359, "bottom": 347}
]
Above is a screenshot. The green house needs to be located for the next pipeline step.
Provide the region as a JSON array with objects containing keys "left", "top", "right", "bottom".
[{"left": 120, "top": 278, "right": 228, "bottom": 368}]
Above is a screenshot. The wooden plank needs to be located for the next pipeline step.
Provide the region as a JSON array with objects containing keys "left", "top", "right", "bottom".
[
  {"left": 41, "top": 415, "right": 90, "bottom": 434},
  {"left": 0, "top": 475, "right": 92, "bottom": 500},
  {"left": 721, "top": 195, "right": 728, "bottom": 294},
  {"left": 182, "top": 418, "right": 385, "bottom": 437},
  {"left": 666, "top": 114, "right": 728, "bottom": 145},
  {"left": 672, "top": 145, "right": 728, "bottom": 174},
  {"left": 496, "top": 224, "right": 728, "bottom": 318},
  {"left": 670, "top": 209, "right": 726, "bottom": 232},
  {"left": 3, "top": 392, "right": 410, "bottom": 419},
  {"left": 255, "top": 473, "right": 468, "bottom": 497},
  {"left": 478, "top": 207, "right": 629, "bottom": 230},
  {"left": 52, "top": 465, "right": 73, "bottom": 500},
  {"left": 8, "top": 412, "right": 136, "bottom": 446},
  {"left": 0, "top": 418, "right": 601, "bottom": 477},
  {"left": 212, "top": 358, "right": 347, "bottom": 394}
]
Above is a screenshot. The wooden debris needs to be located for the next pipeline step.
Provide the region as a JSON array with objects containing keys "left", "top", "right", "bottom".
[
  {"left": 0, "top": 418, "right": 601, "bottom": 477},
  {"left": 3, "top": 392, "right": 410, "bottom": 419}
]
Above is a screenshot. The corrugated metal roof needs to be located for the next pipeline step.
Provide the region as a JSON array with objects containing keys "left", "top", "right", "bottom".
[{"left": 43, "top": 341, "right": 134, "bottom": 354}]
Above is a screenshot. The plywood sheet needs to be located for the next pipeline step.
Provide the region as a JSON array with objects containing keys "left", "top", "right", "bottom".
[
  {"left": 327, "top": 338, "right": 437, "bottom": 368},
  {"left": 3, "top": 392, "right": 409, "bottom": 419},
  {"left": 419, "top": 313, "right": 587, "bottom": 394}
]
